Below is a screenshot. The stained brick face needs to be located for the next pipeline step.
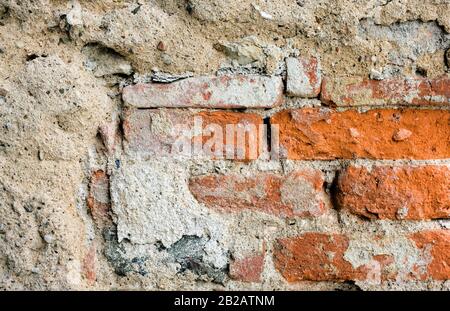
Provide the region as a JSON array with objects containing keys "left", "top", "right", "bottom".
[
  {"left": 122, "top": 75, "right": 284, "bottom": 108},
  {"left": 321, "top": 76, "right": 450, "bottom": 106},
  {"left": 410, "top": 230, "right": 450, "bottom": 280},
  {"left": 189, "top": 170, "right": 328, "bottom": 218},
  {"left": 336, "top": 165, "right": 450, "bottom": 220},
  {"left": 87, "top": 170, "right": 111, "bottom": 228},
  {"left": 286, "top": 56, "right": 321, "bottom": 98},
  {"left": 273, "top": 231, "right": 450, "bottom": 283},
  {"left": 229, "top": 253, "right": 265, "bottom": 283},
  {"left": 123, "top": 108, "right": 264, "bottom": 160},
  {"left": 273, "top": 233, "right": 366, "bottom": 282}
]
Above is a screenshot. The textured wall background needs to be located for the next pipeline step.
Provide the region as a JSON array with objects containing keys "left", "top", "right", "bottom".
[{"left": 0, "top": 0, "right": 449, "bottom": 290}]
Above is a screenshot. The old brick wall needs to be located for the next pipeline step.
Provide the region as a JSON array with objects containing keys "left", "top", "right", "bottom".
[{"left": 0, "top": 0, "right": 449, "bottom": 290}]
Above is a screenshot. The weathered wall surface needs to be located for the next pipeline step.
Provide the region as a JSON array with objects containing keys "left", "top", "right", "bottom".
[{"left": 0, "top": 0, "right": 449, "bottom": 290}]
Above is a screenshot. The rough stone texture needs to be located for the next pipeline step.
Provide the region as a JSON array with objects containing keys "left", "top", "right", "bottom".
[
  {"left": 110, "top": 158, "right": 223, "bottom": 247},
  {"left": 336, "top": 166, "right": 450, "bottom": 220},
  {"left": 1, "top": 0, "right": 450, "bottom": 292},
  {"left": 189, "top": 170, "right": 329, "bottom": 218},
  {"left": 122, "top": 75, "right": 284, "bottom": 108},
  {"left": 82, "top": 43, "right": 132, "bottom": 78},
  {"left": 272, "top": 108, "right": 450, "bottom": 160}
]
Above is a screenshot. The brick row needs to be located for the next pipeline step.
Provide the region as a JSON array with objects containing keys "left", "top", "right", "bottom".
[
  {"left": 322, "top": 76, "right": 450, "bottom": 107},
  {"left": 271, "top": 108, "right": 450, "bottom": 160},
  {"left": 273, "top": 231, "right": 450, "bottom": 282},
  {"left": 123, "top": 109, "right": 264, "bottom": 160},
  {"left": 189, "top": 165, "right": 449, "bottom": 221},
  {"left": 122, "top": 75, "right": 284, "bottom": 108},
  {"left": 189, "top": 170, "right": 328, "bottom": 218},
  {"left": 122, "top": 70, "right": 450, "bottom": 108}
]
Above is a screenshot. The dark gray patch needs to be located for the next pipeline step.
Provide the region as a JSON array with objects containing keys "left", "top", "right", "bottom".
[
  {"left": 103, "top": 227, "right": 148, "bottom": 276},
  {"left": 446, "top": 48, "right": 450, "bottom": 69},
  {"left": 335, "top": 280, "right": 363, "bottom": 291},
  {"left": 0, "top": 5, "right": 9, "bottom": 20},
  {"left": 24, "top": 198, "right": 45, "bottom": 213},
  {"left": 186, "top": 1, "right": 195, "bottom": 15},
  {"left": 167, "top": 235, "right": 228, "bottom": 284},
  {"left": 131, "top": 4, "right": 141, "bottom": 15}
]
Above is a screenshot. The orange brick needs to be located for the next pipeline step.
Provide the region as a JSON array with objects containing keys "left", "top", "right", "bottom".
[
  {"left": 336, "top": 165, "right": 450, "bottom": 220},
  {"left": 123, "top": 109, "right": 264, "bottom": 160},
  {"left": 273, "top": 233, "right": 367, "bottom": 282},
  {"left": 410, "top": 230, "right": 450, "bottom": 280},
  {"left": 273, "top": 232, "right": 450, "bottom": 283},
  {"left": 189, "top": 170, "right": 328, "bottom": 218},
  {"left": 271, "top": 108, "right": 450, "bottom": 160}
]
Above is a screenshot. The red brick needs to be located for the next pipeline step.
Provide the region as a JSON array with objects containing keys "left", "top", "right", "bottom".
[
  {"left": 336, "top": 165, "right": 450, "bottom": 220},
  {"left": 189, "top": 170, "right": 328, "bottom": 217},
  {"left": 271, "top": 108, "right": 450, "bottom": 160},
  {"left": 87, "top": 170, "right": 111, "bottom": 228},
  {"left": 123, "top": 109, "right": 264, "bottom": 160},
  {"left": 372, "top": 254, "right": 397, "bottom": 282},
  {"left": 274, "top": 231, "right": 450, "bottom": 283},
  {"left": 286, "top": 57, "right": 321, "bottom": 98},
  {"left": 82, "top": 244, "right": 96, "bottom": 284},
  {"left": 98, "top": 122, "right": 120, "bottom": 155},
  {"left": 122, "top": 75, "right": 284, "bottom": 108},
  {"left": 273, "top": 233, "right": 367, "bottom": 282},
  {"left": 321, "top": 75, "right": 450, "bottom": 107},
  {"left": 410, "top": 230, "right": 450, "bottom": 280},
  {"left": 229, "top": 253, "right": 265, "bottom": 283}
]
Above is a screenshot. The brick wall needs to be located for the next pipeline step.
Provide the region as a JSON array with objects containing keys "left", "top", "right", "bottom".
[
  {"left": 90, "top": 56, "right": 450, "bottom": 290},
  {"left": 3, "top": 0, "right": 450, "bottom": 292}
]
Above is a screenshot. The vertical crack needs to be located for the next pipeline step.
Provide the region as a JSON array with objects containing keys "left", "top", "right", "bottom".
[{"left": 263, "top": 116, "right": 272, "bottom": 153}]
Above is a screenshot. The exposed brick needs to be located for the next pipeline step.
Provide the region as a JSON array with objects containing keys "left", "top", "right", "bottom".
[
  {"left": 286, "top": 56, "right": 321, "bottom": 98},
  {"left": 271, "top": 108, "right": 450, "bottom": 160},
  {"left": 123, "top": 109, "right": 264, "bottom": 160},
  {"left": 98, "top": 122, "right": 120, "bottom": 155},
  {"left": 82, "top": 244, "right": 96, "bottom": 284},
  {"left": 410, "top": 230, "right": 450, "bottom": 280},
  {"left": 87, "top": 170, "right": 111, "bottom": 228},
  {"left": 189, "top": 170, "right": 328, "bottom": 217},
  {"left": 273, "top": 232, "right": 450, "bottom": 283},
  {"left": 273, "top": 233, "right": 367, "bottom": 282},
  {"left": 229, "top": 253, "right": 265, "bottom": 283},
  {"left": 336, "top": 166, "right": 450, "bottom": 220},
  {"left": 321, "top": 75, "right": 450, "bottom": 106},
  {"left": 372, "top": 254, "right": 397, "bottom": 282},
  {"left": 197, "top": 111, "right": 264, "bottom": 161},
  {"left": 122, "top": 75, "right": 284, "bottom": 108}
]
